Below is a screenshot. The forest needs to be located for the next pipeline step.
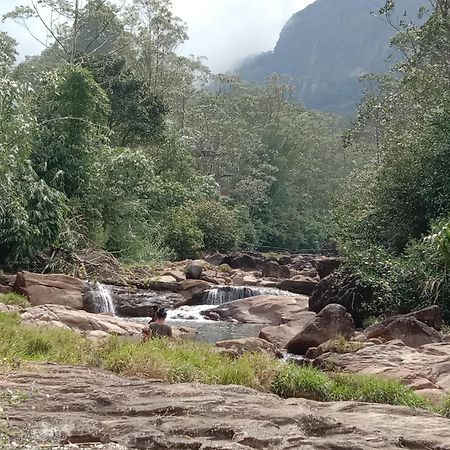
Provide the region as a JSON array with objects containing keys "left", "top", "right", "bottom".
[{"left": 0, "top": 0, "right": 449, "bottom": 319}]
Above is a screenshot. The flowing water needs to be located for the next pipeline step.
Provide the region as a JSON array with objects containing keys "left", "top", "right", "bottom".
[{"left": 90, "top": 283, "right": 294, "bottom": 343}]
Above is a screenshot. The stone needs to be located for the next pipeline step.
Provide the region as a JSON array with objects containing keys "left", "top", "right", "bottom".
[
  {"left": 286, "top": 304, "right": 356, "bottom": 355},
  {"left": 186, "top": 260, "right": 205, "bottom": 279},
  {"left": 179, "top": 280, "right": 211, "bottom": 301},
  {"left": 0, "top": 303, "right": 22, "bottom": 313},
  {"left": 261, "top": 261, "right": 290, "bottom": 279},
  {"left": 215, "top": 337, "right": 283, "bottom": 358},
  {"left": 158, "top": 275, "right": 177, "bottom": 284},
  {"left": 314, "top": 341, "right": 450, "bottom": 399},
  {"left": 278, "top": 255, "right": 293, "bottom": 266},
  {"left": 242, "top": 275, "right": 258, "bottom": 285},
  {"left": 4, "top": 364, "right": 450, "bottom": 449},
  {"left": 316, "top": 257, "right": 343, "bottom": 278},
  {"left": 309, "top": 273, "right": 372, "bottom": 327},
  {"left": 172, "top": 325, "right": 198, "bottom": 340},
  {"left": 163, "top": 269, "right": 186, "bottom": 282},
  {"left": 204, "top": 253, "right": 225, "bottom": 266},
  {"left": 382, "top": 317, "right": 442, "bottom": 348},
  {"left": 259, "top": 311, "right": 317, "bottom": 348},
  {"left": 22, "top": 304, "right": 144, "bottom": 335},
  {"left": 408, "top": 305, "right": 443, "bottom": 331},
  {"left": 15, "top": 271, "right": 87, "bottom": 310},
  {"left": 278, "top": 276, "right": 318, "bottom": 295},
  {"left": 202, "top": 294, "right": 309, "bottom": 324},
  {"left": 351, "top": 333, "right": 367, "bottom": 342},
  {"left": 223, "top": 252, "right": 264, "bottom": 271}
]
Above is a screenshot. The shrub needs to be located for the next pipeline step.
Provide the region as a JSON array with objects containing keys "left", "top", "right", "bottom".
[
  {"left": 271, "top": 364, "right": 331, "bottom": 401},
  {"left": 0, "top": 293, "right": 30, "bottom": 308}
]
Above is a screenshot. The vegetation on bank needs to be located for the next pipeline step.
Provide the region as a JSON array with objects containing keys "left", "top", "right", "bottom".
[
  {"left": 0, "top": 293, "right": 30, "bottom": 308},
  {"left": 0, "top": 312, "right": 442, "bottom": 412}
]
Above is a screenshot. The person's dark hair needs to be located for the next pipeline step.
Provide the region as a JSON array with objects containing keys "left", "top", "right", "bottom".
[{"left": 155, "top": 307, "right": 167, "bottom": 320}]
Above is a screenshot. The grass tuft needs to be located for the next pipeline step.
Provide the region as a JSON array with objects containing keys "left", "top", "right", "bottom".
[{"left": 0, "top": 293, "right": 30, "bottom": 308}]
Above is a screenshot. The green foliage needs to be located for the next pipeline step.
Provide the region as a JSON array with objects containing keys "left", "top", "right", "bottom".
[
  {"left": 272, "top": 364, "right": 331, "bottom": 401},
  {"left": 0, "top": 293, "right": 29, "bottom": 308},
  {"left": 273, "top": 363, "right": 429, "bottom": 409},
  {"left": 441, "top": 395, "right": 450, "bottom": 419}
]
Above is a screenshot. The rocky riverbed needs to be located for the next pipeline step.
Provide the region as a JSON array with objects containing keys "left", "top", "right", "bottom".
[{"left": 2, "top": 363, "right": 450, "bottom": 449}]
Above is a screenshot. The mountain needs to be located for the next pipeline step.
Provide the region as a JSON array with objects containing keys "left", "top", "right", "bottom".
[{"left": 238, "top": 0, "right": 425, "bottom": 114}]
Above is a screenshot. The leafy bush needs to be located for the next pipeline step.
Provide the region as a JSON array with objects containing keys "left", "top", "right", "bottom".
[{"left": 0, "top": 293, "right": 30, "bottom": 308}]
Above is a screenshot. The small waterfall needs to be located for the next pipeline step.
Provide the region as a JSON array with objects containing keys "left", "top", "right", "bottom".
[
  {"left": 202, "top": 285, "right": 295, "bottom": 306},
  {"left": 92, "top": 283, "right": 116, "bottom": 315}
]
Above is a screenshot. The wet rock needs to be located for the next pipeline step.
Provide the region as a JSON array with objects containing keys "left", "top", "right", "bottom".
[
  {"left": 203, "top": 295, "right": 309, "bottom": 325},
  {"left": 278, "top": 276, "right": 318, "bottom": 295},
  {"left": 15, "top": 271, "right": 88, "bottom": 310},
  {"left": 259, "top": 311, "right": 316, "bottom": 348},
  {"left": 287, "top": 304, "right": 356, "bottom": 355},
  {"left": 4, "top": 363, "right": 450, "bottom": 449},
  {"left": 179, "top": 280, "right": 211, "bottom": 301},
  {"left": 215, "top": 337, "right": 283, "bottom": 358}
]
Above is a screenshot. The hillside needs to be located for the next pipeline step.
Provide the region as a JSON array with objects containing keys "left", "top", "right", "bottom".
[{"left": 238, "top": 0, "right": 425, "bottom": 113}]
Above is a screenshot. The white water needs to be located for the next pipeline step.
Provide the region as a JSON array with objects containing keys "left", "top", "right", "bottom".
[
  {"left": 93, "top": 283, "right": 116, "bottom": 315},
  {"left": 203, "top": 285, "right": 295, "bottom": 305},
  {"left": 166, "top": 304, "right": 215, "bottom": 322}
]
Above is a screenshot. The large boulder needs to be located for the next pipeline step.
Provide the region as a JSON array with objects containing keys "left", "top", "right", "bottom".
[
  {"left": 309, "top": 273, "right": 372, "bottom": 327},
  {"left": 223, "top": 252, "right": 264, "bottom": 271},
  {"left": 15, "top": 271, "right": 88, "bottom": 310},
  {"left": 287, "top": 304, "right": 356, "bottom": 355},
  {"left": 185, "top": 260, "right": 205, "bottom": 279},
  {"left": 262, "top": 261, "right": 290, "bottom": 279},
  {"left": 22, "top": 304, "right": 144, "bottom": 335},
  {"left": 202, "top": 295, "right": 309, "bottom": 324},
  {"left": 215, "top": 337, "right": 283, "bottom": 358},
  {"left": 365, "top": 316, "right": 442, "bottom": 348},
  {"left": 278, "top": 276, "right": 318, "bottom": 295},
  {"left": 259, "top": 311, "right": 317, "bottom": 348},
  {"left": 315, "top": 257, "right": 343, "bottom": 279}
]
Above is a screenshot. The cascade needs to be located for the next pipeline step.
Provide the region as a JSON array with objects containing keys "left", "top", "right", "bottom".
[
  {"left": 202, "top": 285, "right": 295, "bottom": 306},
  {"left": 92, "top": 283, "right": 116, "bottom": 315}
]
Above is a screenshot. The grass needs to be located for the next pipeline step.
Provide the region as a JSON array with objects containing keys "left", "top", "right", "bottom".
[
  {"left": 0, "top": 293, "right": 30, "bottom": 308},
  {"left": 441, "top": 395, "right": 450, "bottom": 418},
  {"left": 272, "top": 365, "right": 430, "bottom": 409},
  {"left": 0, "top": 312, "right": 434, "bottom": 412},
  {"left": 323, "top": 336, "right": 364, "bottom": 354}
]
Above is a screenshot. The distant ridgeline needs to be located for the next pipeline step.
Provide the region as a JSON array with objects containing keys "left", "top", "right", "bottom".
[{"left": 238, "top": 0, "right": 425, "bottom": 114}]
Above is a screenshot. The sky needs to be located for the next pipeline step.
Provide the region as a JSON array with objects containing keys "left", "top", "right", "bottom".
[{"left": 0, "top": 0, "right": 314, "bottom": 72}]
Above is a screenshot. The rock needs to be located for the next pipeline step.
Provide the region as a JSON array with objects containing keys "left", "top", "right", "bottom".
[
  {"left": 179, "top": 280, "right": 211, "bottom": 301},
  {"left": 223, "top": 252, "right": 264, "bottom": 271},
  {"left": 278, "top": 255, "right": 292, "bottom": 266},
  {"left": 172, "top": 325, "right": 198, "bottom": 340},
  {"left": 202, "top": 295, "right": 309, "bottom": 324},
  {"left": 0, "top": 303, "right": 22, "bottom": 313},
  {"left": 186, "top": 260, "right": 205, "bottom": 279},
  {"left": 259, "top": 311, "right": 317, "bottom": 348},
  {"left": 204, "top": 253, "right": 225, "bottom": 266},
  {"left": 287, "top": 304, "right": 356, "bottom": 355},
  {"left": 15, "top": 271, "right": 88, "bottom": 310},
  {"left": 408, "top": 305, "right": 443, "bottom": 331},
  {"left": 163, "top": 269, "right": 186, "bottom": 282},
  {"left": 382, "top": 317, "right": 442, "bottom": 348},
  {"left": 158, "top": 275, "right": 178, "bottom": 284},
  {"left": 365, "top": 309, "right": 443, "bottom": 347},
  {"left": 278, "top": 276, "right": 318, "bottom": 295},
  {"left": 215, "top": 337, "right": 283, "bottom": 358},
  {"left": 87, "top": 285, "right": 186, "bottom": 317},
  {"left": 316, "top": 257, "right": 343, "bottom": 278},
  {"left": 4, "top": 364, "right": 450, "bottom": 449},
  {"left": 309, "top": 273, "right": 372, "bottom": 327},
  {"left": 351, "top": 333, "right": 368, "bottom": 343},
  {"left": 242, "top": 275, "right": 258, "bottom": 285},
  {"left": 262, "top": 261, "right": 290, "bottom": 279},
  {"left": 22, "top": 304, "right": 144, "bottom": 335},
  {"left": 314, "top": 340, "right": 450, "bottom": 397}
]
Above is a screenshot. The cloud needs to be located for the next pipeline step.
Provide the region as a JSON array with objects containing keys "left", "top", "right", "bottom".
[{"left": 0, "top": 0, "right": 314, "bottom": 71}]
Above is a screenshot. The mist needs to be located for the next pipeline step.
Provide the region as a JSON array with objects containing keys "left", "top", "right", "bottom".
[{"left": 0, "top": 0, "right": 314, "bottom": 72}]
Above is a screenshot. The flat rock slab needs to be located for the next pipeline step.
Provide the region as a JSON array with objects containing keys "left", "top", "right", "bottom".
[
  {"left": 2, "top": 364, "right": 450, "bottom": 449},
  {"left": 317, "top": 340, "right": 450, "bottom": 394},
  {"left": 204, "top": 295, "right": 309, "bottom": 324}
]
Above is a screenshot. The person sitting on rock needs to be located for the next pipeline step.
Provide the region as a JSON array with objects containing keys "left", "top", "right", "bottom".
[{"left": 143, "top": 307, "right": 172, "bottom": 340}]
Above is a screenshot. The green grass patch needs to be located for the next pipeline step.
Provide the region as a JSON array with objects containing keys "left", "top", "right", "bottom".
[
  {"left": 272, "top": 363, "right": 430, "bottom": 409},
  {"left": 440, "top": 395, "right": 450, "bottom": 418},
  {"left": 323, "top": 336, "right": 364, "bottom": 354},
  {"left": 0, "top": 312, "right": 433, "bottom": 412},
  {"left": 0, "top": 293, "right": 30, "bottom": 308}
]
